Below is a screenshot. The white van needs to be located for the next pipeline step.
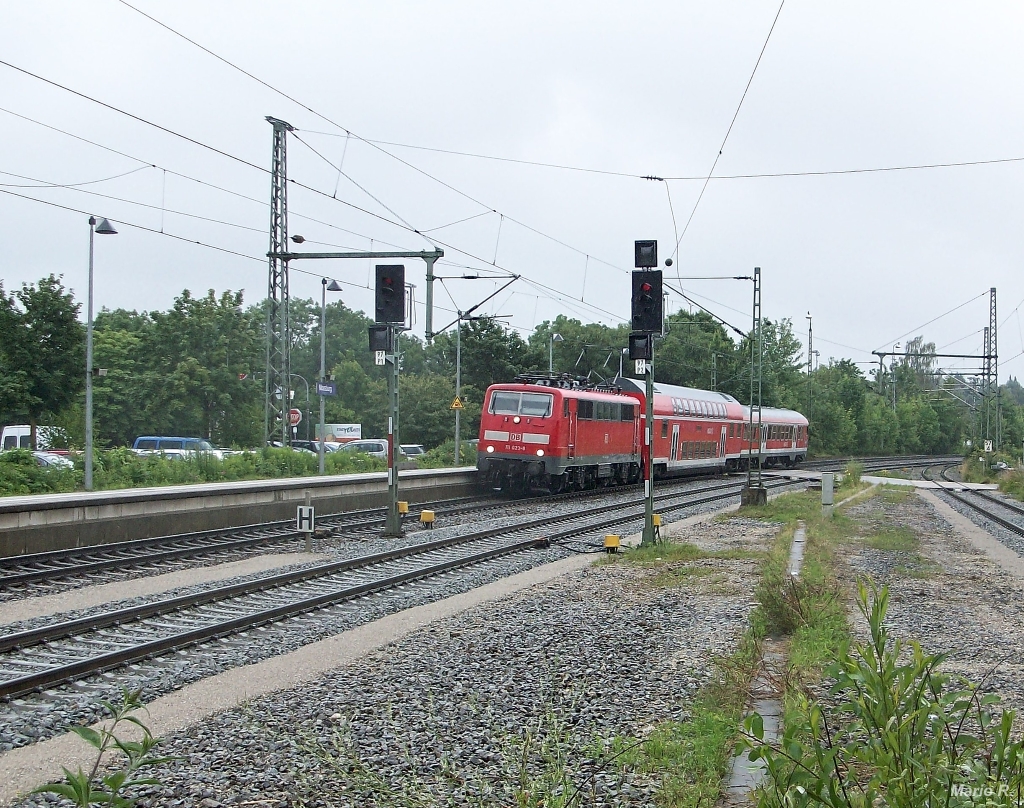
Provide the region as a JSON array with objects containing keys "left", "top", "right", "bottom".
[{"left": 1, "top": 425, "right": 63, "bottom": 452}]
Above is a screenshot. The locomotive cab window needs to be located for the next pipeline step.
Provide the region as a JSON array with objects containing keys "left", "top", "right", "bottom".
[
  {"left": 489, "top": 391, "right": 554, "bottom": 417},
  {"left": 661, "top": 420, "right": 668, "bottom": 438}
]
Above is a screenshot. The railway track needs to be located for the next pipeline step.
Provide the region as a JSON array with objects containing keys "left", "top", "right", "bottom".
[
  {"left": 0, "top": 475, "right": 806, "bottom": 701},
  {"left": 922, "top": 463, "right": 1024, "bottom": 540},
  {"left": 0, "top": 494, "right": 507, "bottom": 594},
  {"left": 0, "top": 456, "right": 949, "bottom": 596}
]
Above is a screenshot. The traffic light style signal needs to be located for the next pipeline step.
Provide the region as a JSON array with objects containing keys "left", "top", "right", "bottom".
[
  {"left": 375, "top": 264, "right": 406, "bottom": 324},
  {"left": 628, "top": 332, "right": 653, "bottom": 360},
  {"left": 368, "top": 324, "right": 392, "bottom": 353},
  {"left": 631, "top": 269, "right": 663, "bottom": 333},
  {"left": 634, "top": 240, "right": 658, "bottom": 268}
]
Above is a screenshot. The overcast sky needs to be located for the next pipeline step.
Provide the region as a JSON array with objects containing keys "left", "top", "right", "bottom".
[{"left": 3, "top": 1, "right": 1023, "bottom": 382}]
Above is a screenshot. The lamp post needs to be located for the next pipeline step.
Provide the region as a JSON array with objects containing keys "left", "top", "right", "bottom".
[
  {"left": 85, "top": 216, "right": 117, "bottom": 491},
  {"left": 549, "top": 332, "right": 563, "bottom": 373},
  {"left": 319, "top": 278, "right": 342, "bottom": 474}
]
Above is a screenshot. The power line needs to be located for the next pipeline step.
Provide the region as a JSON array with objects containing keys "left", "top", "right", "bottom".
[
  {"left": 0, "top": 60, "right": 626, "bottom": 324},
  {"left": 303, "top": 131, "right": 1024, "bottom": 183},
  {"left": 874, "top": 291, "right": 989, "bottom": 351},
  {"left": 111, "top": 0, "right": 630, "bottom": 276},
  {"left": 0, "top": 187, "right": 264, "bottom": 264},
  {"left": 0, "top": 168, "right": 265, "bottom": 233},
  {"left": 0, "top": 165, "right": 151, "bottom": 189},
  {"left": 672, "top": 0, "right": 786, "bottom": 264}
]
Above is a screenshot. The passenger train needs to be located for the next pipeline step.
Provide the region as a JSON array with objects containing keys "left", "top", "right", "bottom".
[{"left": 476, "top": 374, "right": 808, "bottom": 493}]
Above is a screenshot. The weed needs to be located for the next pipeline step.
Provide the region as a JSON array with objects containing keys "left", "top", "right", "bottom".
[
  {"left": 863, "top": 526, "right": 918, "bottom": 552},
  {"left": 739, "top": 582, "right": 1024, "bottom": 807},
  {"left": 842, "top": 461, "right": 863, "bottom": 488},
  {"left": 33, "top": 688, "right": 174, "bottom": 807},
  {"left": 878, "top": 484, "right": 915, "bottom": 504}
]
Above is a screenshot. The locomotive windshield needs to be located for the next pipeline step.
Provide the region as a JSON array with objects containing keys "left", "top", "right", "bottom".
[{"left": 489, "top": 391, "right": 553, "bottom": 417}]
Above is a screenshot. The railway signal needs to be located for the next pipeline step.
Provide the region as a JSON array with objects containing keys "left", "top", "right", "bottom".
[
  {"left": 631, "top": 270, "right": 663, "bottom": 333},
  {"left": 375, "top": 265, "right": 406, "bottom": 324},
  {"left": 631, "top": 241, "right": 663, "bottom": 546}
]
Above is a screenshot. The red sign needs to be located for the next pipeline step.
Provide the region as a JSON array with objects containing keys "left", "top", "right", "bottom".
[{"left": 288, "top": 408, "right": 302, "bottom": 427}]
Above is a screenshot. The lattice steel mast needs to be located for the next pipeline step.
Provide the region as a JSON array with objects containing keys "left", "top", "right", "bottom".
[{"left": 264, "top": 117, "right": 294, "bottom": 447}]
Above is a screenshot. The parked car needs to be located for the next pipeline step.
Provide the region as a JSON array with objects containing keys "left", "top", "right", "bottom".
[
  {"left": 2, "top": 425, "right": 66, "bottom": 452},
  {"left": 33, "top": 451, "right": 75, "bottom": 469},
  {"left": 291, "top": 440, "right": 343, "bottom": 454},
  {"left": 132, "top": 436, "right": 225, "bottom": 461},
  {"left": 338, "top": 439, "right": 400, "bottom": 461},
  {"left": 400, "top": 444, "right": 426, "bottom": 457}
]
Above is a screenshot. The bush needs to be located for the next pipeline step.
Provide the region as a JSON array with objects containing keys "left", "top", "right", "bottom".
[
  {"left": 740, "top": 582, "right": 1024, "bottom": 806},
  {"left": 842, "top": 460, "right": 863, "bottom": 488},
  {"left": 416, "top": 439, "right": 477, "bottom": 469},
  {"left": 0, "top": 449, "right": 80, "bottom": 495}
]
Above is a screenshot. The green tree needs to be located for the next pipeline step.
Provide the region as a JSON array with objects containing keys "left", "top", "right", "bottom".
[{"left": 1, "top": 276, "right": 84, "bottom": 448}]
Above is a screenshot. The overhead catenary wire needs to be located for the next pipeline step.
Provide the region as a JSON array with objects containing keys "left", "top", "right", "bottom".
[
  {"left": 0, "top": 165, "right": 151, "bottom": 189},
  {"left": 0, "top": 168, "right": 266, "bottom": 233},
  {"left": 111, "top": 1, "right": 631, "bottom": 277},
  {"left": 0, "top": 59, "right": 630, "bottom": 326},
  {"left": 0, "top": 187, "right": 265, "bottom": 264},
  {"left": 305, "top": 131, "right": 1024, "bottom": 184},
  {"left": 671, "top": 0, "right": 786, "bottom": 265},
  {"left": 874, "top": 291, "right": 989, "bottom": 351}
]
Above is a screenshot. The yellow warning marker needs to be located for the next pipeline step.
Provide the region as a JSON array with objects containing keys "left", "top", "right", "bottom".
[
  {"left": 420, "top": 510, "right": 435, "bottom": 529},
  {"left": 652, "top": 513, "right": 662, "bottom": 541},
  {"left": 450, "top": 396, "right": 464, "bottom": 410},
  {"left": 603, "top": 534, "right": 621, "bottom": 554},
  {"left": 398, "top": 501, "right": 409, "bottom": 515}
]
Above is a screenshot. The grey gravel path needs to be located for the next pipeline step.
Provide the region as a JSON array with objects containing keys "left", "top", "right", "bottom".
[{"left": 841, "top": 489, "right": 1024, "bottom": 716}]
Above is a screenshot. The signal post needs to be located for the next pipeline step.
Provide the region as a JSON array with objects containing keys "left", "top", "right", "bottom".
[{"left": 630, "top": 240, "right": 663, "bottom": 546}]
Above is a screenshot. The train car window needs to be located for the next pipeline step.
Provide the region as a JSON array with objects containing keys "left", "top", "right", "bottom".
[
  {"left": 564, "top": 399, "right": 570, "bottom": 417},
  {"left": 578, "top": 400, "right": 594, "bottom": 420},
  {"left": 661, "top": 420, "right": 668, "bottom": 438},
  {"left": 729, "top": 424, "right": 734, "bottom": 438},
  {"left": 521, "top": 393, "right": 553, "bottom": 417},
  {"left": 620, "top": 403, "right": 636, "bottom": 421}
]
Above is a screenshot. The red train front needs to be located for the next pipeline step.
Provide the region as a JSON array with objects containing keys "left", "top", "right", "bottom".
[{"left": 476, "top": 377, "right": 641, "bottom": 493}]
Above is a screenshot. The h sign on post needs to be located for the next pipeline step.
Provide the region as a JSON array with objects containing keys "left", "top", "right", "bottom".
[{"left": 296, "top": 505, "right": 315, "bottom": 533}]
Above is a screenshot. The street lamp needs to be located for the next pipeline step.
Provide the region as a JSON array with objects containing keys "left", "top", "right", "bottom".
[
  {"left": 319, "top": 278, "right": 342, "bottom": 474},
  {"left": 549, "top": 332, "right": 563, "bottom": 374},
  {"left": 85, "top": 216, "right": 117, "bottom": 491}
]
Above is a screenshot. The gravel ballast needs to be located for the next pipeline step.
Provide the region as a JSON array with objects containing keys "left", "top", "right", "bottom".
[
  {"left": 6, "top": 515, "right": 775, "bottom": 807},
  {"left": 840, "top": 488, "right": 1024, "bottom": 716}
]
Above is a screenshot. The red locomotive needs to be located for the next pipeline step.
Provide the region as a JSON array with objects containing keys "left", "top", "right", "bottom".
[{"left": 476, "top": 374, "right": 808, "bottom": 493}]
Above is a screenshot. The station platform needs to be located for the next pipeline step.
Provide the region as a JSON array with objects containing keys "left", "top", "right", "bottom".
[{"left": 0, "top": 467, "right": 478, "bottom": 558}]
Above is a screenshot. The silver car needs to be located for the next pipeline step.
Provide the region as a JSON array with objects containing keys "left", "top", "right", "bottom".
[{"left": 340, "top": 439, "right": 393, "bottom": 460}]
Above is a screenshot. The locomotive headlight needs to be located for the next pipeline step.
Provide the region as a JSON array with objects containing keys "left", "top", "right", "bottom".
[
  {"left": 486, "top": 445, "right": 494, "bottom": 453},
  {"left": 536, "top": 449, "right": 545, "bottom": 457},
  {"left": 513, "top": 416, "right": 521, "bottom": 424}
]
